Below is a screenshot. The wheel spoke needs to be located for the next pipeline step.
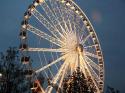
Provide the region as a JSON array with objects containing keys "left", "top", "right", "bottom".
[
  {"left": 84, "top": 44, "right": 96, "bottom": 49},
  {"left": 50, "top": 0, "right": 71, "bottom": 34},
  {"left": 70, "top": 54, "right": 78, "bottom": 74},
  {"left": 40, "top": 0, "right": 58, "bottom": 25},
  {"left": 59, "top": 3, "right": 72, "bottom": 33},
  {"left": 85, "top": 51, "right": 99, "bottom": 58},
  {"left": 80, "top": 53, "right": 100, "bottom": 92},
  {"left": 81, "top": 34, "right": 91, "bottom": 45},
  {"left": 49, "top": 0, "right": 68, "bottom": 33},
  {"left": 35, "top": 54, "right": 67, "bottom": 73},
  {"left": 49, "top": 0, "right": 62, "bottom": 20},
  {"left": 58, "top": 60, "right": 69, "bottom": 91},
  {"left": 47, "top": 61, "right": 68, "bottom": 93},
  {"left": 26, "top": 47, "right": 68, "bottom": 52},
  {"left": 38, "top": 51, "right": 49, "bottom": 78},
  {"left": 85, "top": 56, "right": 99, "bottom": 71},
  {"left": 86, "top": 61, "right": 102, "bottom": 82},
  {"left": 31, "top": 9, "right": 64, "bottom": 40},
  {"left": 50, "top": 43, "right": 60, "bottom": 73},
  {"left": 27, "top": 24, "right": 62, "bottom": 46},
  {"left": 79, "top": 57, "right": 88, "bottom": 79},
  {"left": 40, "top": 1, "right": 67, "bottom": 38},
  {"left": 60, "top": 2, "right": 85, "bottom": 36}
]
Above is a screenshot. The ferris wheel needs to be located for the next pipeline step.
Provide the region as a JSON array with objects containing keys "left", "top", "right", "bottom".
[{"left": 19, "top": 0, "right": 104, "bottom": 93}]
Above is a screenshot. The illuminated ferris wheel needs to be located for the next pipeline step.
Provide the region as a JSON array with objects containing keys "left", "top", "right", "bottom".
[{"left": 19, "top": 0, "right": 104, "bottom": 93}]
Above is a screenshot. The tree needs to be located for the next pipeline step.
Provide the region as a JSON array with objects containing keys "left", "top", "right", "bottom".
[
  {"left": 0, "top": 47, "right": 31, "bottom": 93},
  {"left": 62, "top": 67, "right": 96, "bottom": 93},
  {"left": 106, "top": 86, "right": 120, "bottom": 93}
]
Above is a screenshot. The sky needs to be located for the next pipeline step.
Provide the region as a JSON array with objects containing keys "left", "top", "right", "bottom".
[{"left": 0, "top": 0, "right": 125, "bottom": 92}]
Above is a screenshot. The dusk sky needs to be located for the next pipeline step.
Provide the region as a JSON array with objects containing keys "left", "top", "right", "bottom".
[{"left": 0, "top": 0, "right": 125, "bottom": 92}]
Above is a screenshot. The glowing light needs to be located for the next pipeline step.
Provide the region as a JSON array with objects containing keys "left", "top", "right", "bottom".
[{"left": 0, "top": 73, "right": 2, "bottom": 77}]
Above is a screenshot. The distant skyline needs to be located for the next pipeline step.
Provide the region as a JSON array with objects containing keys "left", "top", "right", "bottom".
[{"left": 0, "top": 0, "right": 125, "bottom": 92}]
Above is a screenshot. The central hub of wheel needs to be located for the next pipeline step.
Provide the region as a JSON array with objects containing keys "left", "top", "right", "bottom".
[{"left": 76, "top": 44, "right": 83, "bottom": 52}]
